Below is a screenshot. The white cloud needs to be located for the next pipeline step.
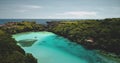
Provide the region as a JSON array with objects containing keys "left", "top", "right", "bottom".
[
  {"left": 49, "top": 11, "right": 98, "bottom": 19},
  {"left": 15, "top": 5, "right": 43, "bottom": 13},
  {"left": 22, "top": 5, "right": 42, "bottom": 9},
  {"left": 57, "top": 11, "right": 97, "bottom": 16}
]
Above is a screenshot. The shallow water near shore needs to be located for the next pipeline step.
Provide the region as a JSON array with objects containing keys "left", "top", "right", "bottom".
[{"left": 12, "top": 32, "right": 117, "bottom": 63}]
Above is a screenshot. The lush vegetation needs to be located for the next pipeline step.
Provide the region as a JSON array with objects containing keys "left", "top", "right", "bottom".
[
  {"left": 0, "top": 18, "right": 120, "bottom": 62},
  {"left": 0, "top": 30, "right": 37, "bottom": 63},
  {"left": 47, "top": 18, "right": 120, "bottom": 55},
  {"left": 0, "top": 21, "right": 45, "bottom": 34}
]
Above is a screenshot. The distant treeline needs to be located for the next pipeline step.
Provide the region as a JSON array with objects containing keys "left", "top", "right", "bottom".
[{"left": 0, "top": 21, "right": 45, "bottom": 34}]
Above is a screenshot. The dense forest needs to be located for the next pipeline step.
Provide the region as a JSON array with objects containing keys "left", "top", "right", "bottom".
[
  {"left": 0, "top": 21, "right": 45, "bottom": 34},
  {"left": 0, "top": 30, "right": 37, "bottom": 63},
  {"left": 47, "top": 18, "right": 120, "bottom": 55},
  {"left": 0, "top": 18, "right": 120, "bottom": 63}
]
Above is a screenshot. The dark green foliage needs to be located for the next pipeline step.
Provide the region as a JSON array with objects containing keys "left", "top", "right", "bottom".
[
  {"left": 48, "top": 18, "right": 120, "bottom": 55},
  {"left": 25, "top": 53, "right": 37, "bottom": 63},
  {"left": 1, "top": 21, "right": 45, "bottom": 34},
  {"left": 0, "top": 30, "right": 37, "bottom": 63},
  {"left": 0, "top": 30, "right": 25, "bottom": 54},
  {"left": 0, "top": 51, "right": 25, "bottom": 63},
  {"left": 0, "top": 18, "right": 120, "bottom": 62}
]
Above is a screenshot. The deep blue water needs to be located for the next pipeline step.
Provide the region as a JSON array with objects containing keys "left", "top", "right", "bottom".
[{"left": 0, "top": 19, "right": 80, "bottom": 25}]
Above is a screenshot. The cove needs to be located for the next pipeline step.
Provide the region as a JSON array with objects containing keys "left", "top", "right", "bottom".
[{"left": 12, "top": 32, "right": 117, "bottom": 63}]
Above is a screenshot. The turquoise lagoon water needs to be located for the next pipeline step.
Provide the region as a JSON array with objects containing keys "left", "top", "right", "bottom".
[{"left": 12, "top": 32, "right": 117, "bottom": 63}]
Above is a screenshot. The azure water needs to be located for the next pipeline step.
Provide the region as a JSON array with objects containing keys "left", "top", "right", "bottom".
[{"left": 12, "top": 32, "right": 116, "bottom": 63}]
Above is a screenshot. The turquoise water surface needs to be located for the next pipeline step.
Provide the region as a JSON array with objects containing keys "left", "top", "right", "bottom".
[{"left": 12, "top": 32, "right": 117, "bottom": 63}]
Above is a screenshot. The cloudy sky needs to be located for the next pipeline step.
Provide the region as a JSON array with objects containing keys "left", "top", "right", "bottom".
[{"left": 0, "top": 0, "right": 120, "bottom": 19}]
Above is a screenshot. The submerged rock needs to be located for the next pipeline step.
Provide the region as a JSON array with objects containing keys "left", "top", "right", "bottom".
[{"left": 18, "top": 39, "right": 37, "bottom": 47}]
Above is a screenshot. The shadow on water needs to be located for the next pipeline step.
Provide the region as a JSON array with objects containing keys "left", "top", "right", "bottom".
[{"left": 17, "top": 39, "right": 37, "bottom": 47}]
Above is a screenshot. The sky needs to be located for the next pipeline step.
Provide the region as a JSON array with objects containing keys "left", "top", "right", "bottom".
[{"left": 0, "top": 0, "right": 120, "bottom": 19}]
